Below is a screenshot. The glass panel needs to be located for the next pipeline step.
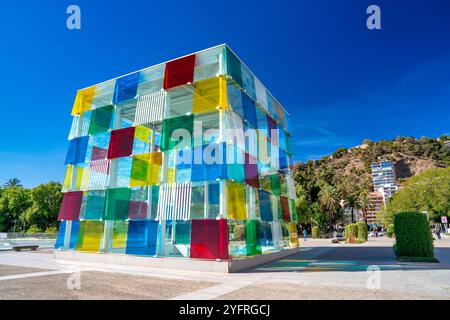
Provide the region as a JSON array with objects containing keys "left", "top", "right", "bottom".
[
  {"left": 128, "top": 187, "right": 149, "bottom": 220},
  {"left": 107, "top": 127, "right": 135, "bottom": 159},
  {"left": 126, "top": 220, "right": 158, "bottom": 256},
  {"left": 88, "top": 105, "right": 114, "bottom": 135},
  {"left": 225, "top": 47, "right": 243, "bottom": 88},
  {"left": 161, "top": 114, "right": 194, "bottom": 151},
  {"left": 72, "top": 86, "right": 95, "bottom": 115},
  {"left": 130, "top": 152, "right": 162, "bottom": 187},
  {"left": 76, "top": 221, "right": 103, "bottom": 252},
  {"left": 86, "top": 132, "right": 110, "bottom": 161},
  {"left": 259, "top": 221, "right": 274, "bottom": 252},
  {"left": 84, "top": 190, "right": 106, "bottom": 220},
  {"left": 226, "top": 181, "right": 246, "bottom": 220},
  {"left": 280, "top": 196, "right": 290, "bottom": 222},
  {"left": 113, "top": 72, "right": 139, "bottom": 104},
  {"left": 137, "top": 64, "right": 165, "bottom": 96},
  {"left": 164, "top": 54, "right": 196, "bottom": 90},
  {"left": 245, "top": 220, "right": 262, "bottom": 256},
  {"left": 58, "top": 191, "right": 83, "bottom": 221},
  {"left": 110, "top": 221, "right": 128, "bottom": 253},
  {"left": 103, "top": 188, "right": 131, "bottom": 221},
  {"left": 242, "top": 93, "right": 258, "bottom": 129},
  {"left": 258, "top": 190, "right": 273, "bottom": 222},
  {"left": 244, "top": 153, "right": 259, "bottom": 188},
  {"left": 192, "top": 76, "right": 228, "bottom": 114},
  {"left": 65, "top": 136, "right": 89, "bottom": 165},
  {"left": 190, "top": 219, "right": 228, "bottom": 260},
  {"left": 228, "top": 221, "right": 246, "bottom": 258}
]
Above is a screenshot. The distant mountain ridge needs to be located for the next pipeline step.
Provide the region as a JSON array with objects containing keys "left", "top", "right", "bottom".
[{"left": 294, "top": 136, "right": 450, "bottom": 198}]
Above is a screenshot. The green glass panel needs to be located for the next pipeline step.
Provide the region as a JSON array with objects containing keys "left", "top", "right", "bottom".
[
  {"left": 226, "top": 47, "right": 243, "bottom": 88},
  {"left": 245, "top": 220, "right": 262, "bottom": 256},
  {"left": 161, "top": 114, "right": 194, "bottom": 151},
  {"left": 290, "top": 199, "right": 298, "bottom": 223},
  {"left": 270, "top": 174, "right": 281, "bottom": 196},
  {"left": 175, "top": 221, "right": 191, "bottom": 245},
  {"left": 84, "top": 190, "right": 106, "bottom": 220},
  {"left": 103, "top": 188, "right": 131, "bottom": 221},
  {"left": 88, "top": 105, "right": 114, "bottom": 135}
]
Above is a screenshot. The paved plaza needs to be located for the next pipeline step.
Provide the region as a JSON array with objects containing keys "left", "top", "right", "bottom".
[{"left": 1, "top": 237, "right": 450, "bottom": 300}]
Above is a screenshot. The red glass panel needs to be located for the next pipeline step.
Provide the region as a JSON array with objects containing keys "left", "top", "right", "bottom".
[
  {"left": 58, "top": 191, "right": 83, "bottom": 221},
  {"left": 280, "top": 196, "right": 291, "bottom": 222},
  {"left": 244, "top": 153, "right": 260, "bottom": 189},
  {"left": 107, "top": 127, "right": 135, "bottom": 159},
  {"left": 128, "top": 201, "right": 148, "bottom": 220},
  {"left": 163, "top": 55, "right": 196, "bottom": 90},
  {"left": 190, "top": 219, "right": 229, "bottom": 260},
  {"left": 92, "top": 146, "right": 108, "bottom": 161}
]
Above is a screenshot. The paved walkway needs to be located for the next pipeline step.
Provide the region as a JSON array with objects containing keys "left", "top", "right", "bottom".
[{"left": 1, "top": 237, "right": 450, "bottom": 299}]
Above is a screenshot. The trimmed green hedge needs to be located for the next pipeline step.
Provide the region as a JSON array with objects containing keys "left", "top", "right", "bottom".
[
  {"left": 312, "top": 226, "right": 320, "bottom": 239},
  {"left": 387, "top": 224, "right": 395, "bottom": 238},
  {"left": 345, "top": 224, "right": 359, "bottom": 242},
  {"left": 394, "top": 212, "right": 434, "bottom": 259},
  {"left": 356, "top": 222, "right": 368, "bottom": 241}
]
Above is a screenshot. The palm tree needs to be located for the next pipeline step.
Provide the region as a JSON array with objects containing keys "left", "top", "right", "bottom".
[
  {"left": 344, "top": 194, "right": 359, "bottom": 223},
  {"left": 358, "top": 190, "right": 374, "bottom": 224},
  {"left": 3, "top": 178, "right": 22, "bottom": 188},
  {"left": 319, "top": 184, "right": 340, "bottom": 213}
]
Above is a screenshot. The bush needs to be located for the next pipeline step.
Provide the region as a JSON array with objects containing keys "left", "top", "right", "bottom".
[
  {"left": 26, "top": 225, "right": 42, "bottom": 234},
  {"left": 394, "top": 212, "right": 435, "bottom": 259},
  {"left": 356, "top": 222, "right": 368, "bottom": 241},
  {"left": 345, "top": 224, "right": 358, "bottom": 242},
  {"left": 312, "top": 226, "right": 320, "bottom": 239},
  {"left": 387, "top": 224, "right": 395, "bottom": 238}
]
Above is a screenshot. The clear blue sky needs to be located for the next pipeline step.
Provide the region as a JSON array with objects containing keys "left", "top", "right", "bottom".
[{"left": 1, "top": 0, "right": 449, "bottom": 187}]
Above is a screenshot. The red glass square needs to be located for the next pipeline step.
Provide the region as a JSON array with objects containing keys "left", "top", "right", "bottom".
[
  {"left": 280, "top": 196, "right": 291, "bottom": 222},
  {"left": 58, "top": 191, "right": 83, "bottom": 221},
  {"left": 163, "top": 55, "right": 196, "bottom": 90},
  {"left": 128, "top": 201, "right": 148, "bottom": 220},
  {"left": 244, "top": 153, "right": 260, "bottom": 189},
  {"left": 107, "top": 127, "right": 135, "bottom": 159},
  {"left": 190, "top": 219, "right": 229, "bottom": 260}
]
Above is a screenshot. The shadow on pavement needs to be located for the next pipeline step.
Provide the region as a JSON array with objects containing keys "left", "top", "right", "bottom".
[{"left": 242, "top": 246, "right": 450, "bottom": 273}]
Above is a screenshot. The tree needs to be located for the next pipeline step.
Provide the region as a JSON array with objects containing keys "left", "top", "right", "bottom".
[
  {"left": 319, "top": 184, "right": 340, "bottom": 212},
  {"left": 22, "top": 182, "right": 63, "bottom": 232},
  {"left": 358, "top": 190, "right": 373, "bottom": 224},
  {"left": 0, "top": 187, "right": 32, "bottom": 232},
  {"left": 343, "top": 193, "right": 359, "bottom": 223},
  {"left": 3, "top": 178, "right": 23, "bottom": 188},
  {"left": 386, "top": 167, "right": 450, "bottom": 222}
]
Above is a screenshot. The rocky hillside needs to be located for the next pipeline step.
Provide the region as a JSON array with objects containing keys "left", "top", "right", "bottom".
[{"left": 294, "top": 136, "right": 450, "bottom": 198}]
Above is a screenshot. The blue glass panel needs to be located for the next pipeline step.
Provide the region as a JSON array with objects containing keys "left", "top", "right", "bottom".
[
  {"left": 259, "top": 221, "right": 273, "bottom": 247},
  {"left": 69, "top": 221, "right": 80, "bottom": 249},
  {"left": 125, "top": 220, "right": 158, "bottom": 256},
  {"left": 258, "top": 190, "right": 273, "bottom": 222},
  {"left": 65, "top": 136, "right": 89, "bottom": 165},
  {"left": 55, "top": 221, "right": 66, "bottom": 249},
  {"left": 208, "top": 182, "right": 220, "bottom": 204},
  {"left": 242, "top": 93, "right": 257, "bottom": 128},
  {"left": 279, "top": 149, "right": 288, "bottom": 171},
  {"left": 113, "top": 72, "right": 140, "bottom": 104},
  {"left": 256, "top": 107, "right": 268, "bottom": 134}
]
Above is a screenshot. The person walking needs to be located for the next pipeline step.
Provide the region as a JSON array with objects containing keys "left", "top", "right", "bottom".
[
  {"left": 303, "top": 229, "right": 307, "bottom": 242},
  {"left": 436, "top": 224, "right": 441, "bottom": 240}
]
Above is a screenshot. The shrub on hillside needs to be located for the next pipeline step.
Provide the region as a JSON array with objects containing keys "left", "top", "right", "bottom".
[
  {"left": 356, "top": 222, "right": 368, "bottom": 241},
  {"left": 312, "top": 226, "right": 320, "bottom": 239},
  {"left": 394, "top": 212, "right": 435, "bottom": 260},
  {"left": 387, "top": 224, "right": 395, "bottom": 238}
]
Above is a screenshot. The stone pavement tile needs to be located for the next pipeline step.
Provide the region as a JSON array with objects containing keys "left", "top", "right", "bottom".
[
  {"left": 0, "top": 264, "right": 52, "bottom": 277},
  {"left": 214, "top": 282, "right": 442, "bottom": 300},
  {"left": 0, "top": 271, "right": 213, "bottom": 300}
]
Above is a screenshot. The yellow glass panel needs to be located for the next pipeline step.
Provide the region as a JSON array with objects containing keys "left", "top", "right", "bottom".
[
  {"left": 71, "top": 86, "right": 96, "bottom": 115},
  {"left": 135, "top": 125, "right": 150, "bottom": 142},
  {"left": 112, "top": 221, "right": 128, "bottom": 249},
  {"left": 193, "top": 76, "right": 228, "bottom": 114},
  {"left": 289, "top": 222, "right": 299, "bottom": 248},
  {"left": 227, "top": 181, "right": 246, "bottom": 220},
  {"left": 62, "top": 165, "right": 73, "bottom": 192},
  {"left": 77, "top": 221, "right": 103, "bottom": 252},
  {"left": 167, "top": 168, "right": 175, "bottom": 184},
  {"left": 130, "top": 153, "right": 162, "bottom": 187},
  {"left": 75, "top": 167, "right": 84, "bottom": 190}
]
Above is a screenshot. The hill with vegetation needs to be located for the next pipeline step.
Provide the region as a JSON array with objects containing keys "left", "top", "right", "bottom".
[{"left": 293, "top": 135, "right": 450, "bottom": 229}]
